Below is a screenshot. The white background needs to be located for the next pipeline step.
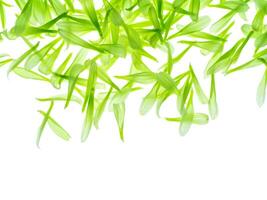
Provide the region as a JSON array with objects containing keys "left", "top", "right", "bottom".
[{"left": 1, "top": 2, "right": 267, "bottom": 200}]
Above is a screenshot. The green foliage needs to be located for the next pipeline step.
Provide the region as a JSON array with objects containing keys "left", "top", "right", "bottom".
[{"left": 0, "top": 0, "right": 266, "bottom": 145}]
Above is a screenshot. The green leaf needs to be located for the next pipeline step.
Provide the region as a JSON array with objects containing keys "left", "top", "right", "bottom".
[
  {"left": 231, "top": 31, "right": 254, "bottom": 65},
  {"left": 98, "top": 67, "right": 120, "bottom": 91},
  {"left": 104, "top": 0, "right": 124, "bottom": 26},
  {"left": 81, "top": 89, "right": 95, "bottom": 142},
  {"left": 51, "top": 53, "right": 73, "bottom": 89},
  {"left": 257, "top": 68, "right": 267, "bottom": 107},
  {"left": 100, "top": 44, "right": 127, "bottom": 57},
  {"left": 36, "top": 101, "right": 54, "bottom": 147},
  {"left": 13, "top": 67, "right": 49, "bottom": 81},
  {"left": 166, "top": 113, "right": 209, "bottom": 125},
  {"left": 39, "top": 11, "right": 68, "bottom": 30},
  {"left": 39, "top": 111, "right": 71, "bottom": 141},
  {"left": 165, "top": 42, "right": 173, "bottom": 74},
  {"left": 25, "top": 38, "right": 60, "bottom": 69},
  {"left": 177, "top": 76, "right": 193, "bottom": 114},
  {"left": 156, "top": 0, "right": 164, "bottom": 23},
  {"left": 190, "top": 0, "right": 200, "bottom": 21},
  {"left": 155, "top": 72, "right": 178, "bottom": 93},
  {"left": 252, "top": 9, "right": 265, "bottom": 32},
  {"left": 39, "top": 42, "right": 64, "bottom": 74},
  {"left": 79, "top": 0, "right": 102, "bottom": 37},
  {"left": 37, "top": 95, "right": 82, "bottom": 105},
  {"left": 168, "top": 16, "right": 210, "bottom": 39},
  {"left": 0, "top": 1, "right": 6, "bottom": 29},
  {"left": 180, "top": 40, "right": 221, "bottom": 53},
  {"left": 0, "top": 57, "right": 12, "bottom": 67},
  {"left": 140, "top": 83, "right": 160, "bottom": 115},
  {"left": 94, "top": 88, "right": 113, "bottom": 129},
  {"left": 59, "top": 29, "right": 126, "bottom": 57},
  {"left": 65, "top": 63, "right": 87, "bottom": 108},
  {"left": 113, "top": 103, "right": 126, "bottom": 141},
  {"left": 48, "top": 0, "right": 67, "bottom": 15},
  {"left": 64, "top": 0, "right": 74, "bottom": 11},
  {"left": 148, "top": 6, "right": 161, "bottom": 31},
  {"left": 124, "top": 25, "right": 143, "bottom": 49},
  {"left": 116, "top": 72, "right": 156, "bottom": 84},
  {"left": 209, "top": 74, "right": 218, "bottom": 120},
  {"left": 189, "top": 65, "right": 208, "bottom": 104},
  {"left": 156, "top": 71, "right": 190, "bottom": 116},
  {"left": 8, "top": 42, "right": 39, "bottom": 74},
  {"left": 210, "top": 11, "right": 235, "bottom": 33},
  {"left": 189, "top": 32, "right": 226, "bottom": 41},
  {"left": 179, "top": 91, "right": 194, "bottom": 136},
  {"left": 111, "top": 84, "right": 141, "bottom": 105},
  {"left": 191, "top": 113, "right": 209, "bottom": 125},
  {"left": 81, "top": 61, "right": 98, "bottom": 142},
  {"left": 59, "top": 29, "right": 102, "bottom": 52},
  {"left": 172, "top": 45, "right": 191, "bottom": 64},
  {"left": 14, "top": 0, "right": 33, "bottom": 35},
  {"left": 82, "top": 60, "right": 98, "bottom": 111},
  {"left": 206, "top": 38, "right": 244, "bottom": 74},
  {"left": 226, "top": 58, "right": 263, "bottom": 74},
  {"left": 255, "top": 32, "right": 267, "bottom": 52}
]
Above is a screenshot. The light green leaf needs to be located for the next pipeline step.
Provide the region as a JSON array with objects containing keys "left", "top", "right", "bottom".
[
  {"left": 37, "top": 95, "right": 82, "bottom": 105},
  {"left": 155, "top": 72, "right": 178, "bottom": 93},
  {"left": 210, "top": 11, "right": 235, "bottom": 33},
  {"left": 166, "top": 113, "right": 209, "bottom": 125},
  {"left": 36, "top": 101, "right": 54, "bottom": 147},
  {"left": 13, "top": 67, "right": 49, "bottom": 81},
  {"left": 116, "top": 72, "right": 155, "bottom": 84},
  {"left": 82, "top": 60, "right": 98, "bottom": 111},
  {"left": 51, "top": 53, "right": 73, "bottom": 89},
  {"left": 0, "top": 0, "right": 7, "bottom": 28},
  {"left": 14, "top": 0, "right": 33, "bottom": 35},
  {"left": 252, "top": 9, "right": 265, "bottom": 32},
  {"left": 189, "top": 65, "right": 208, "bottom": 104},
  {"left": 39, "top": 111, "right": 71, "bottom": 141},
  {"left": 179, "top": 91, "right": 194, "bottom": 136},
  {"left": 79, "top": 0, "right": 102, "bottom": 37},
  {"left": 257, "top": 68, "right": 267, "bottom": 107},
  {"left": 168, "top": 16, "right": 210, "bottom": 39},
  {"left": 190, "top": 0, "right": 200, "bottom": 21},
  {"left": 140, "top": 83, "right": 160, "bottom": 115},
  {"left": 8, "top": 42, "right": 39, "bottom": 74},
  {"left": 98, "top": 67, "right": 120, "bottom": 91},
  {"left": 209, "top": 74, "right": 218, "bottom": 120},
  {"left": 81, "top": 61, "right": 98, "bottom": 142},
  {"left": 59, "top": 29, "right": 102, "bottom": 51},
  {"left": 65, "top": 64, "right": 87, "bottom": 108},
  {"left": 94, "top": 88, "right": 113, "bottom": 129},
  {"left": 179, "top": 40, "right": 222, "bottom": 53},
  {"left": 39, "top": 42, "right": 64, "bottom": 74},
  {"left": 25, "top": 38, "right": 60, "bottom": 69},
  {"left": 113, "top": 103, "right": 125, "bottom": 141},
  {"left": 255, "top": 32, "right": 267, "bottom": 52}
]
